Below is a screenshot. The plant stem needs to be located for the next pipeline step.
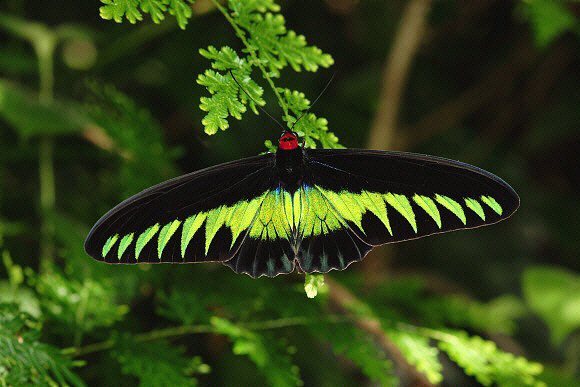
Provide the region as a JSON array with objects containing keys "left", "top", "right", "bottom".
[
  {"left": 62, "top": 315, "right": 346, "bottom": 357},
  {"left": 35, "top": 31, "right": 57, "bottom": 273},
  {"left": 366, "top": 0, "right": 431, "bottom": 151},
  {"left": 0, "top": 13, "right": 58, "bottom": 271},
  {"left": 38, "top": 137, "right": 55, "bottom": 271},
  {"left": 211, "top": 0, "right": 290, "bottom": 121},
  {"left": 325, "top": 277, "right": 434, "bottom": 386}
]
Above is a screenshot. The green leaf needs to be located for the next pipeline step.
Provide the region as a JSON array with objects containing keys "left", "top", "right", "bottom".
[
  {"left": 228, "top": 0, "right": 280, "bottom": 15},
  {"left": 0, "top": 251, "right": 41, "bottom": 319},
  {"left": 198, "top": 71, "right": 246, "bottom": 134},
  {"left": 229, "top": 0, "right": 334, "bottom": 77},
  {"left": 99, "top": 0, "right": 194, "bottom": 29},
  {"left": 0, "top": 80, "right": 91, "bottom": 137},
  {"left": 281, "top": 88, "right": 342, "bottom": 149},
  {"left": 140, "top": 0, "right": 167, "bottom": 24},
  {"left": 0, "top": 303, "right": 85, "bottom": 387},
  {"left": 424, "top": 328, "right": 545, "bottom": 386},
  {"left": 389, "top": 330, "right": 443, "bottom": 384},
  {"left": 197, "top": 2, "right": 337, "bottom": 148},
  {"left": 197, "top": 46, "right": 266, "bottom": 134},
  {"left": 523, "top": 266, "right": 580, "bottom": 344},
  {"left": 304, "top": 274, "right": 325, "bottom": 298},
  {"left": 211, "top": 317, "right": 302, "bottom": 387},
  {"left": 167, "top": 0, "right": 194, "bottom": 29},
  {"left": 112, "top": 337, "right": 204, "bottom": 386},
  {"left": 278, "top": 30, "right": 334, "bottom": 72},
  {"left": 518, "top": 0, "right": 580, "bottom": 48},
  {"left": 100, "top": 0, "right": 143, "bottom": 24}
]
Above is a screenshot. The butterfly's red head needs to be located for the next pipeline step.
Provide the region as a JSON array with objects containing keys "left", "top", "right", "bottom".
[{"left": 279, "top": 132, "right": 299, "bottom": 150}]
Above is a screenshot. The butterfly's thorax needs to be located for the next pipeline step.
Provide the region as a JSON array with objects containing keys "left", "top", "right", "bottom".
[{"left": 275, "top": 146, "right": 307, "bottom": 192}]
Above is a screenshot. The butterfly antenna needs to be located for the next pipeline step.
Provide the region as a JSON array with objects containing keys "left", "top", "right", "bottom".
[
  {"left": 291, "top": 71, "right": 337, "bottom": 131},
  {"left": 229, "top": 70, "right": 286, "bottom": 132}
]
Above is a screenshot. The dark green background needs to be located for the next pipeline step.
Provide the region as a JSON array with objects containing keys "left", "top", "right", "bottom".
[{"left": 1, "top": 1, "right": 579, "bottom": 386}]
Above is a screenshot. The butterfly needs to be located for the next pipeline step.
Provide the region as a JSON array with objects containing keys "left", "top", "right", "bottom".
[{"left": 85, "top": 131, "right": 519, "bottom": 278}]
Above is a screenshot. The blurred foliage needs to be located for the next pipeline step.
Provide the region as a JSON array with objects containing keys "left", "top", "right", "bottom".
[
  {"left": 111, "top": 336, "right": 207, "bottom": 386},
  {"left": 523, "top": 267, "right": 580, "bottom": 345},
  {"left": 1, "top": 0, "right": 579, "bottom": 386},
  {"left": 0, "top": 303, "right": 85, "bottom": 386},
  {"left": 517, "top": 0, "right": 580, "bottom": 48}
]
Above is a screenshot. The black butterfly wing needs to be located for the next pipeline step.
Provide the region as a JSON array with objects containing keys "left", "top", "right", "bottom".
[
  {"left": 84, "top": 154, "right": 283, "bottom": 266},
  {"left": 291, "top": 148, "right": 519, "bottom": 273},
  {"left": 86, "top": 146, "right": 519, "bottom": 278},
  {"left": 222, "top": 186, "right": 299, "bottom": 278},
  {"left": 289, "top": 184, "right": 373, "bottom": 274}
]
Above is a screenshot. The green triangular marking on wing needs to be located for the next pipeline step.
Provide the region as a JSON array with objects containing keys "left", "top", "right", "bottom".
[
  {"left": 158, "top": 220, "right": 182, "bottom": 259},
  {"left": 225, "top": 200, "right": 250, "bottom": 248},
  {"left": 249, "top": 190, "right": 293, "bottom": 241},
  {"left": 136, "top": 223, "right": 160, "bottom": 260},
  {"left": 364, "top": 191, "right": 392, "bottom": 235},
  {"left": 298, "top": 187, "right": 333, "bottom": 238},
  {"left": 413, "top": 194, "right": 441, "bottom": 229},
  {"left": 228, "top": 193, "right": 268, "bottom": 246},
  {"left": 323, "top": 189, "right": 365, "bottom": 230},
  {"left": 226, "top": 201, "right": 249, "bottom": 237},
  {"left": 481, "top": 195, "right": 503, "bottom": 215},
  {"left": 384, "top": 193, "right": 417, "bottom": 233},
  {"left": 295, "top": 186, "right": 314, "bottom": 237},
  {"left": 291, "top": 187, "right": 353, "bottom": 239},
  {"left": 118, "top": 233, "right": 134, "bottom": 260},
  {"left": 283, "top": 190, "right": 294, "bottom": 230},
  {"left": 205, "top": 206, "right": 230, "bottom": 255},
  {"left": 271, "top": 191, "right": 293, "bottom": 240},
  {"left": 181, "top": 213, "right": 207, "bottom": 258},
  {"left": 435, "top": 194, "right": 466, "bottom": 224},
  {"left": 102, "top": 234, "right": 119, "bottom": 258},
  {"left": 464, "top": 198, "right": 485, "bottom": 221},
  {"left": 292, "top": 189, "right": 303, "bottom": 229}
]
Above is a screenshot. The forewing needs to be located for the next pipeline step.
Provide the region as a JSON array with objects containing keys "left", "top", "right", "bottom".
[
  {"left": 84, "top": 154, "right": 276, "bottom": 264},
  {"left": 305, "top": 149, "right": 519, "bottom": 246}
]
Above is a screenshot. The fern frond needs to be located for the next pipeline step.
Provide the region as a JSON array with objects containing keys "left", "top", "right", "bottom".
[
  {"left": 229, "top": 0, "right": 333, "bottom": 77},
  {"left": 111, "top": 337, "right": 205, "bottom": 386},
  {"left": 281, "top": 88, "right": 342, "bottom": 149},
  {"left": 198, "top": 0, "right": 336, "bottom": 149},
  {"left": 211, "top": 316, "right": 302, "bottom": 387},
  {"left": 424, "top": 328, "right": 545, "bottom": 386},
  {"left": 99, "top": 0, "right": 194, "bottom": 29},
  {"left": 140, "top": 0, "right": 167, "bottom": 24},
  {"left": 197, "top": 46, "right": 266, "bottom": 134},
  {"left": 310, "top": 322, "right": 398, "bottom": 386},
  {"left": 389, "top": 329, "right": 443, "bottom": 384},
  {"left": 0, "top": 303, "right": 84, "bottom": 387}
]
